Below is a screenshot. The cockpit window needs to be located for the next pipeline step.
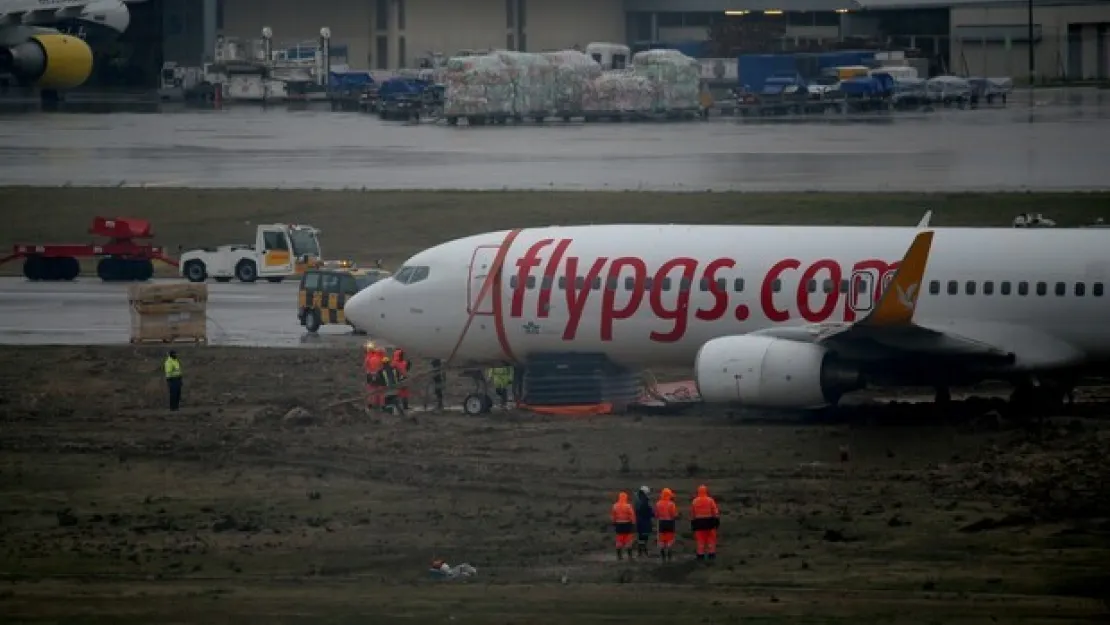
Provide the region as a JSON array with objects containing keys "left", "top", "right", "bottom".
[{"left": 392, "top": 265, "right": 430, "bottom": 285}]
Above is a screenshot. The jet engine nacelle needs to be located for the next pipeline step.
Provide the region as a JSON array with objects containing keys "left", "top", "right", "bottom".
[
  {"left": 694, "top": 335, "right": 864, "bottom": 409},
  {"left": 0, "top": 33, "right": 93, "bottom": 90}
]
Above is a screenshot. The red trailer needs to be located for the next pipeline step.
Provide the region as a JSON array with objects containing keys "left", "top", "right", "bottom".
[{"left": 0, "top": 217, "right": 179, "bottom": 282}]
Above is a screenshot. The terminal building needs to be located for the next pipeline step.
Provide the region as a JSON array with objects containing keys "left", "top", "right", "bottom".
[{"left": 133, "top": 0, "right": 1109, "bottom": 83}]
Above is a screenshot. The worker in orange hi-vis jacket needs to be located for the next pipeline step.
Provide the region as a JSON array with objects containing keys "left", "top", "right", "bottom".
[
  {"left": 654, "top": 487, "right": 679, "bottom": 562},
  {"left": 392, "top": 349, "right": 411, "bottom": 411},
  {"left": 363, "top": 342, "right": 384, "bottom": 410},
  {"left": 610, "top": 492, "right": 636, "bottom": 561},
  {"left": 690, "top": 484, "right": 720, "bottom": 563}
]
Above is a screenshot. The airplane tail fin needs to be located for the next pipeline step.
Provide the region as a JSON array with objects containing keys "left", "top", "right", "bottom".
[{"left": 859, "top": 230, "right": 934, "bottom": 328}]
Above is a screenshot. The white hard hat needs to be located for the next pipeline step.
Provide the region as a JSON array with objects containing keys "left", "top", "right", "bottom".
[{"left": 639, "top": 485, "right": 650, "bottom": 495}]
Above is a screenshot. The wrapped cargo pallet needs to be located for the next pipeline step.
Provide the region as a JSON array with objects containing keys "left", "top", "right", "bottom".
[
  {"left": 632, "top": 49, "right": 700, "bottom": 112},
  {"left": 128, "top": 283, "right": 207, "bottom": 345},
  {"left": 542, "top": 50, "right": 602, "bottom": 116},
  {"left": 443, "top": 54, "right": 515, "bottom": 119},
  {"left": 583, "top": 70, "right": 656, "bottom": 115}
]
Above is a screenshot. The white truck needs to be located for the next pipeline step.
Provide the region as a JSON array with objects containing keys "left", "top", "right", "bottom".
[{"left": 179, "top": 223, "right": 323, "bottom": 283}]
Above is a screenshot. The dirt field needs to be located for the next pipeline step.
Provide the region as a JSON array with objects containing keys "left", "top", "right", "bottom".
[
  {"left": 2, "top": 346, "right": 1108, "bottom": 624},
  {"left": 2, "top": 189, "right": 1109, "bottom": 274}
]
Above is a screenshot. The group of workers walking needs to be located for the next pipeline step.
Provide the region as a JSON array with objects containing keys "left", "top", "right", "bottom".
[
  {"left": 364, "top": 342, "right": 411, "bottom": 413},
  {"left": 610, "top": 484, "right": 721, "bottom": 563}
]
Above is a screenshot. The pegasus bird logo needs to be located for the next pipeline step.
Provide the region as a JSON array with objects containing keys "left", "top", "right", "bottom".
[{"left": 896, "top": 282, "right": 919, "bottom": 311}]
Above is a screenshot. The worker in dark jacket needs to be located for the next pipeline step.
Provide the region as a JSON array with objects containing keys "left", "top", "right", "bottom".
[{"left": 634, "top": 485, "right": 655, "bottom": 558}]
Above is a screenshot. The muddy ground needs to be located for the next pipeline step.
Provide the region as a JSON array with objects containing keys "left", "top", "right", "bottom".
[
  {"left": 1, "top": 189, "right": 1109, "bottom": 275},
  {"left": 1, "top": 346, "right": 1108, "bottom": 623}
]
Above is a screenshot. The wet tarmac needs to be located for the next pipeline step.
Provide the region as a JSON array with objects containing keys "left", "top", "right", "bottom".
[
  {"left": 1, "top": 87, "right": 1108, "bottom": 192},
  {"left": 0, "top": 278, "right": 360, "bottom": 348}
]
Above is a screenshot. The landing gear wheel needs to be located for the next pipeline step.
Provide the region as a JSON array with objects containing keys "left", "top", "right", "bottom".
[
  {"left": 235, "top": 260, "right": 258, "bottom": 283},
  {"left": 463, "top": 393, "right": 491, "bottom": 416},
  {"left": 304, "top": 309, "right": 321, "bottom": 333}
]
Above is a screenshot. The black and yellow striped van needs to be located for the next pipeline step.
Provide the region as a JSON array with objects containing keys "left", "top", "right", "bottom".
[{"left": 297, "top": 267, "right": 389, "bottom": 333}]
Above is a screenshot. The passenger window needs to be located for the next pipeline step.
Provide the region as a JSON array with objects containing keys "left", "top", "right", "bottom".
[
  {"left": 679, "top": 278, "right": 691, "bottom": 292},
  {"left": 983, "top": 281, "right": 994, "bottom": 295},
  {"left": 716, "top": 278, "right": 726, "bottom": 291},
  {"left": 340, "top": 275, "right": 358, "bottom": 295},
  {"left": 733, "top": 278, "right": 744, "bottom": 292},
  {"left": 698, "top": 278, "right": 709, "bottom": 292},
  {"left": 558, "top": 277, "right": 566, "bottom": 290},
  {"left": 322, "top": 273, "right": 340, "bottom": 291},
  {"left": 840, "top": 279, "right": 849, "bottom": 293},
  {"left": 303, "top": 272, "right": 321, "bottom": 290},
  {"left": 607, "top": 277, "right": 619, "bottom": 291},
  {"left": 965, "top": 281, "right": 976, "bottom": 295},
  {"left": 574, "top": 276, "right": 585, "bottom": 290},
  {"left": 409, "top": 266, "right": 429, "bottom": 283},
  {"left": 541, "top": 276, "right": 552, "bottom": 289},
  {"left": 644, "top": 277, "right": 654, "bottom": 290},
  {"left": 1001, "top": 281, "right": 1012, "bottom": 295},
  {"left": 1036, "top": 282, "right": 1047, "bottom": 296},
  {"left": 772, "top": 279, "right": 781, "bottom": 292},
  {"left": 947, "top": 280, "right": 958, "bottom": 295},
  {"left": 1094, "top": 282, "right": 1104, "bottom": 297},
  {"left": 394, "top": 266, "right": 414, "bottom": 283},
  {"left": 510, "top": 275, "right": 518, "bottom": 288},
  {"left": 929, "top": 280, "right": 939, "bottom": 295},
  {"left": 1018, "top": 281, "right": 1029, "bottom": 296},
  {"left": 526, "top": 276, "right": 536, "bottom": 289},
  {"left": 1055, "top": 282, "right": 1065, "bottom": 296},
  {"left": 661, "top": 278, "right": 672, "bottom": 291},
  {"left": 806, "top": 280, "right": 816, "bottom": 293},
  {"left": 592, "top": 276, "right": 602, "bottom": 290},
  {"left": 1075, "top": 282, "right": 1086, "bottom": 296},
  {"left": 823, "top": 279, "right": 834, "bottom": 294},
  {"left": 624, "top": 276, "right": 636, "bottom": 291}
]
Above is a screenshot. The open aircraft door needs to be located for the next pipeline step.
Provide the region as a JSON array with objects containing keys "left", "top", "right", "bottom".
[{"left": 467, "top": 245, "right": 500, "bottom": 315}]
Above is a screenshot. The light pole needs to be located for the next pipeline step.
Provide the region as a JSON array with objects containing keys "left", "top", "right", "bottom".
[{"left": 1027, "top": 0, "right": 1034, "bottom": 86}]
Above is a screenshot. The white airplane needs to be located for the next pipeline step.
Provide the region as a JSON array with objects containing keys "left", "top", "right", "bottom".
[
  {"left": 343, "top": 222, "right": 1110, "bottom": 413},
  {"left": 0, "top": 0, "right": 139, "bottom": 92}
]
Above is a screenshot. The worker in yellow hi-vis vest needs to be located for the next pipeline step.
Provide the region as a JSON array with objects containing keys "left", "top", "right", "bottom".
[
  {"left": 487, "top": 365, "right": 513, "bottom": 409},
  {"left": 164, "top": 350, "right": 183, "bottom": 411}
]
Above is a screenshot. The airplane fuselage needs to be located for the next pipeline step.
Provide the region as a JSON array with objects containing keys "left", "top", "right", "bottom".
[{"left": 347, "top": 225, "right": 1110, "bottom": 378}]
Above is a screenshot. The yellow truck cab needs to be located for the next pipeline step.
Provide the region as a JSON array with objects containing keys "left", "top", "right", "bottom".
[{"left": 297, "top": 262, "right": 389, "bottom": 333}]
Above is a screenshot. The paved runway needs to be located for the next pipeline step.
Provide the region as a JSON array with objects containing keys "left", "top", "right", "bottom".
[
  {"left": 0, "top": 278, "right": 361, "bottom": 347},
  {"left": 1, "top": 88, "right": 1107, "bottom": 191}
]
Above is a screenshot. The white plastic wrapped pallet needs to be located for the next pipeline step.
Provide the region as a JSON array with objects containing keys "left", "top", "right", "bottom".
[
  {"left": 583, "top": 70, "right": 656, "bottom": 114},
  {"left": 631, "top": 49, "right": 700, "bottom": 112},
  {"left": 442, "top": 48, "right": 698, "bottom": 119}
]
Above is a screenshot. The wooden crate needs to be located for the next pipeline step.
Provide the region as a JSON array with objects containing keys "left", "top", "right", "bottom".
[{"left": 128, "top": 283, "right": 208, "bottom": 344}]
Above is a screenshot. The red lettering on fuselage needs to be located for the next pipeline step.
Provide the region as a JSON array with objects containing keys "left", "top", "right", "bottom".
[
  {"left": 601, "top": 257, "right": 647, "bottom": 341},
  {"left": 695, "top": 258, "right": 735, "bottom": 321},
  {"left": 648, "top": 257, "right": 699, "bottom": 342},
  {"left": 562, "top": 255, "right": 609, "bottom": 340},
  {"left": 504, "top": 240, "right": 903, "bottom": 342},
  {"left": 760, "top": 259, "right": 801, "bottom": 322},
  {"left": 797, "top": 259, "right": 842, "bottom": 323}
]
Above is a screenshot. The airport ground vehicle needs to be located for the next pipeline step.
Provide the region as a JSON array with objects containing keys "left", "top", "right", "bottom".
[
  {"left": 180, "top": 223, "right": 322, "bottom": 283},
  {"left": 297, "top": 263, "right": 390, "bottom": 332},
  {"left": 0, "top": 216, "right": 177, "bottom": 281}
]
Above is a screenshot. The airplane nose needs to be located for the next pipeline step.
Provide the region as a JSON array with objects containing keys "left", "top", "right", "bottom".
[{"left": 344, "top": 287, "right": 376, "bottom": 334}]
